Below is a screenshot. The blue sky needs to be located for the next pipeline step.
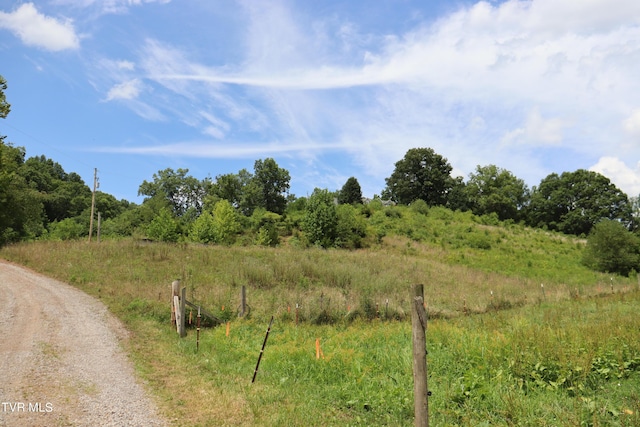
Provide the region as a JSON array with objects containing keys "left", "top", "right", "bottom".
[{"left": 1, "top": 0, "right": 640, "bottom": 203}]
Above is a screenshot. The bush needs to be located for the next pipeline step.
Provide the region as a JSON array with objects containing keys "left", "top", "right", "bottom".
[
  {"left": 336, "top": 204, "right": 367, "bottom": 249},
  {"left": 582, "top": 219, "right": 640, "bottom": 276},
  {"left": 302, "top": 189, "right": 338, "bottom": 248},
  {"left": 256, "top": 223, "right": 279, "bottom": 246},
  {"left": 190, "top": 200, "right": 240, "bottom": 245},
  {"left": 48, "top": 218, "right": 85, "bottom": 240},
  {"left": 147, "top": 208, "right": 180, "bottom": 242}
]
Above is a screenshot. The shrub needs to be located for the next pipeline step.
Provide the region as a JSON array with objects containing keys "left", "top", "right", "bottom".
[
  {"left": 302, "top": 189, "right": 338, "bottom": 248},
  {"left": 336, "top": 204, "right": 367, "bottom": 249},
  {"left": 48, "top": 218, "right": 85, "bottom": 240},
  {"left": 582, "top": 219, "right": 640, "bottom": 276},
  {"left": 147, "top": 208, "right": 180, "bottom": 242}
]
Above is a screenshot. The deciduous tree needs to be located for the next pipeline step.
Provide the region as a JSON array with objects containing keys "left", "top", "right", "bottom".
[
  {"left": 138, "top": 168, "right": 206, "bottom": 217},
  {"left": 251, "top": 158, "right": 290, "bottom": 214},
  {"left": 302, "top": 188, "right": 338, "bottom": 248},
  {"left": 382, "top": 147, "right": 454, "bottom": 206},
  {"left": 583, "top": 219, "right": 640, "bottom": 276},
  {"left": 527, "top": 169, "right": 632, "bottom": 236},
  {"left": 466, "top": 164, "right": 529, "bottom": 221}
]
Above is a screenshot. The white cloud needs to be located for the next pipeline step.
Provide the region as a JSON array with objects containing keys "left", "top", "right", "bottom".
[
  {"left": 199, "top": 112, "right": 230, "bottom": 140},
  {"left": 52, "top": 0, "right": 171, "bottom": 15},
  {"left": 623, "top": 109, "right": 640, "bottom": 137},
  {"left": 116, "top": 60, "right": 135, "bottom": 71},
  {"left": 501, "top": 108, "right": 567, "bottom": 146},
  {"left": 105, "top": 79, "right": 142, "bottom": 101},
  {"left": 98, "top": 0, "right": 640, "bottom": 193},
  {"left": 0, "top": 3, "right": 79, "bottom": 51},
  {"left": 590, "top": 157, "right": 640, "bottom": 197},
  {"left": 93, "top": 140, "right": 345, "bottom": 158}
]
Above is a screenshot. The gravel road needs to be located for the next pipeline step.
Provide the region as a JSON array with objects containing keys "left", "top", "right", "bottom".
[{"left": 0, "top": 259, "right": 168, "bottom": 427}]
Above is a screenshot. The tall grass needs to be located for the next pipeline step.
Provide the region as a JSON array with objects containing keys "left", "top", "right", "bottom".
[
  {"left": 1, "top": 236, "right": 633, "bottom": 324},
  {"left": 2, "top": 231, "right": 639, "bottom": 426}
]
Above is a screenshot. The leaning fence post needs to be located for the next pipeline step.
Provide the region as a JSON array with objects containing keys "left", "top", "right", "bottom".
[
  {"left": 411, "top": 284, "right": 429, "bottom": 427},
  {"left": 252, "top": 316, "right": 274, "bottom": 383}
]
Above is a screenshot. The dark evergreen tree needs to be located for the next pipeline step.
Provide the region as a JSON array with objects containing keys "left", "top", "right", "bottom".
[{"left": 337, "top": 177, "right": 363, "bottom": 205}]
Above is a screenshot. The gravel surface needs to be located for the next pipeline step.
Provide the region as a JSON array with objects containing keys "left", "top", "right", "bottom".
[{"left": 0, "top": 259, "right": 168, "bottom": 427}]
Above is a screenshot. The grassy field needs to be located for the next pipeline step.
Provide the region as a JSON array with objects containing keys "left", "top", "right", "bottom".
[{"left": 2, "top": 221, "right": 640, "bottom": 425}]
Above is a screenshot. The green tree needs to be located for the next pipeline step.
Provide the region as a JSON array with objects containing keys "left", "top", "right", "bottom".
[
  {"left": 19, "top": 156, "right": 91, "bottom": 222},
  {"left": 190, "top": 211, "right": 217, "bottom": 243},
  {"left": 147, "top": 208, "right": 180, "bottom": 242},
  {"left": 446, "top": 176, "right": 470, "bottom": 212},
  {"left": 583, "top": 219, "right": 640, "bottom": 276},
  {"left": 338, "top": 177, "right": 363, "bottom": 205},
  {"left": 0, "top": 78, "right": 44, "bottom": 243},
  {"left": 302, "top": 188, "right": 338, "bottom": 248},
  {"left": 466, "top": 165, "right": 529, "bottom": 221},
  {"left": 209, "top": 171, "right": 246, "bottom": 208},
  {"left": 0, "top": 75, "right": 10, "bottom": 138},
  {"left": 138, "top": 168, "right": 206, "bottom": 217},
  {"left": 0, "top": 144, "right": 45, "bottom": 243},
  {"left": 527, "top": 170, "right": 632, "bottom": 236},
  {"left": 212, "top": 160, "right": 290, "bottom": 216},
  {"left": 251, "top": 158, "right": 290, "bottom": 214},
  {"left": 255, "top": 220, "right": 280, "bottom": 247},
  {"left": 382, "top": 147, "right": 454, "bottom": 206},
  {"left": 190, "top": 200, "right": 240, "bottom": 244},
  {"left": 211, "top": 199, "right": 240, "bottom": 244},
  {"left": 336, "top": 204, "right": 367, "bottom": 249}
]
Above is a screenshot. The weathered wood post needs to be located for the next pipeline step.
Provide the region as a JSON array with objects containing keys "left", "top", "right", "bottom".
[
  {"left": 196, "top": 306, "right": 201, "bottom": 352},
  {"left": 97, "top": 212, "right": 101, "bottom": 243},
  {"left": 178, "top": 287, "right": 187, "bottom": 338},
  {"left": 411, "top": 284, "right": 429, "bottom": 427},
  {"left": 239, "top": 285, "right": 247, "bottom": 317},
  {"left": 171, "top": 279, "right": 180, "bottom": 326}
]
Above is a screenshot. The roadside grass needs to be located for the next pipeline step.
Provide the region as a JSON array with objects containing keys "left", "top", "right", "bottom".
[{"left": 2, "top": 234, "right": 640, "bottom": 425}]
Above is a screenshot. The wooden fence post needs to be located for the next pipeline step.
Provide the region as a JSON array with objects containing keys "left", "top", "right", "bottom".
[
  {"left": 178, "top": 287, "right": 187, "bottom": 337},
  {"left": 174, "top": 295, "right": 181, "bottom": 333},
  {"left": 171, "top": 279, "right": 180, "bottom": 326},
  {"left": 239, "top": 285, "right": 247, "bottom": 317},
  {"left": 411, "top": 284, "right": 429, "bottom": 427},
  {"left": 196, "top": 306, "right": 201, "bottom": 352}
]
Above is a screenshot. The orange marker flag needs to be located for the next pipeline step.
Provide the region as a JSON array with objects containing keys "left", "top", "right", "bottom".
[{"left": 315, "top": 338, "right": 324, "bottom": 359}]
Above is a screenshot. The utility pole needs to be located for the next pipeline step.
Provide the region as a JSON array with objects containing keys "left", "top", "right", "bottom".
[{"left": 88, "top": 168, "right": 99, "bottom": 242}]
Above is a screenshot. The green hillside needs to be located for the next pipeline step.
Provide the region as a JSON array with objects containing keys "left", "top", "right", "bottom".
[{"left": 2, "top": 211, "right": 640, "bottom": 426}]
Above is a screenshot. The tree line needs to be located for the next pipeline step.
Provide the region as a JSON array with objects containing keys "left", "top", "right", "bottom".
[{"left": 2, "top": 75, "right": 639, "bottom": 275}]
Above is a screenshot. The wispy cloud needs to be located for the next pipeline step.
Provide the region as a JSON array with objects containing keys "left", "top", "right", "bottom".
[
  {"left": 92, "top": 140, "right": 345, "bottom": 158},
  {"left": 94, "top": 0, "right": 640, "bottom": 196},
  {"left": 51, "top": 0, "right": 172, "bottom": 15},
  {"left": 105, "top": 79, "right": 142, "bottom": 101},
  {"left": 0, "top": 3, "right": 80, "bottom": 51}
]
